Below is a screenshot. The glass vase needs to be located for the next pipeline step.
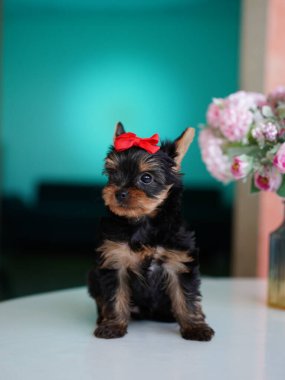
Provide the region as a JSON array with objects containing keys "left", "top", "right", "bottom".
[{"left": 268, "top": 202, "right": 285, "bottom": 309}]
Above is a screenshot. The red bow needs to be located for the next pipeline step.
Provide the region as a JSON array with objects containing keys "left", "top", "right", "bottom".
[{"left": 114, "top": 132, "right": 160, "bottom": 154}]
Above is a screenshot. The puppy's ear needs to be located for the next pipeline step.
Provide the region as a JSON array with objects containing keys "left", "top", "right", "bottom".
[
  {"left": 113, "top": 122, "right": 126, "bottom": 143},
  {"left": 174, "top": 128, "right": 195, "bottom": 167}
]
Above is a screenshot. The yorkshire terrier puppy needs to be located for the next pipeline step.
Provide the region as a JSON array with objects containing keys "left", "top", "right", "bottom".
[{"left": 88, "top": 122, "right": 214, "bottom": 341}]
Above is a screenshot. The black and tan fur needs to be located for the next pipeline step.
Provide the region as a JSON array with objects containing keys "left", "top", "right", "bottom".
[{"left": 88, "top": 122, "right": 214, "bottom": 340}]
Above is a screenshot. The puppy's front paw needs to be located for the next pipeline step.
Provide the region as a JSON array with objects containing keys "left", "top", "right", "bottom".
[
  {"left": 181, "top": 324, "right": 215, "bottom": 341},
  {"left": 94, "top": 323, "right": 127, "bottom": 339}
]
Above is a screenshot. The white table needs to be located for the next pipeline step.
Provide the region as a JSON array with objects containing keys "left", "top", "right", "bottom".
[{"left": 0, "top": 279, "right": 284, "bottom": 380}]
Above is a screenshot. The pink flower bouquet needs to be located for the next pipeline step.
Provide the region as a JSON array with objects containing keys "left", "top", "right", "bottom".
[{"left": 199, "top": 87, "right": 285, "bottom": 196}]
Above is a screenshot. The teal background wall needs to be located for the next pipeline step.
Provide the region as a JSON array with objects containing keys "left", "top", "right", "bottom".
[{"left": 3, "top": 0, "right": 240, "bottom": 203}]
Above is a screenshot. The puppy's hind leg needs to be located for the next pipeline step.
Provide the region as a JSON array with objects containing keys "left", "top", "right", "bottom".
[{"left": 163, "top": 264, "right": 214, "bottom": 341}]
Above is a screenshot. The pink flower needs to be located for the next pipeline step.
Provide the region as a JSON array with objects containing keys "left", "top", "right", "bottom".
[
  {"left": 263, "top": 122, "right": 278, "bottom": 141},
  {"left": 251, "top": 122, "right": 278, "bottom": 147},
  {"left": 230, "top": 155, "right": 253, "bottom": 179},
  {"left": 199, "top": 128, "right": 232, "bottom": 183},
  {"left": 206, "top": 99, "right": 223, "bottom": 128},
  {"left": 220, "top": 106, "right": 253, "bottom": 141},
  {"left": 254, "top": 166, "right": 282, "bottom": 192},
  {"left": 218, "top": 91, "right": 265, "bottom": 142},
  {"left": 250, "top": 92, "right": 267, "bottom": 107},
  {"left": 227, "top": 91, "right": 265, "bottom": 108},
  {"left": 273, "top": 143, "right": 285, "bottom": 174}
]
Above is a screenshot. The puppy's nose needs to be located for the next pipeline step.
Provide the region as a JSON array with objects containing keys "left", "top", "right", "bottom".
[{"left": 116, "top": 190, "right": 129, "bottom": 202}]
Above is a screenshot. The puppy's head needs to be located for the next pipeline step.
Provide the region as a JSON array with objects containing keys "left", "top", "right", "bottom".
[{"left": 102, "top": 122, "right": 195, "bottom": 219}]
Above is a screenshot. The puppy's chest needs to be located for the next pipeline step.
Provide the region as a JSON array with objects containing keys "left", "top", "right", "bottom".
[{"left": 97, "top": 240, "right": 192, "bottom": 274}]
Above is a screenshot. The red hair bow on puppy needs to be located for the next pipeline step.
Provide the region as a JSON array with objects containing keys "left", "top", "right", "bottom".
[{"left": 114, "top": 132, "right": 160, "bottom": 154}]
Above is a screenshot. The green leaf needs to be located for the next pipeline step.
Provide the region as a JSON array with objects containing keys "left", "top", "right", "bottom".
[
  {"left": 277, "top": 175, "right": 285, "bottom": 198},
  {"left": 277, "top": 105, "right": 285, "bottom": 119},
  {"left": 251, "top": 176, "right": 260, "bottom": 194},
  {"left": 226, "top": 146, "right": 260, "bottom": 159}
]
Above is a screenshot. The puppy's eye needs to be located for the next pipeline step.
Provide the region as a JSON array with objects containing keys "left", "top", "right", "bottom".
[{"left": 140, "top": 173, "right": 152, "bottom": 184}]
